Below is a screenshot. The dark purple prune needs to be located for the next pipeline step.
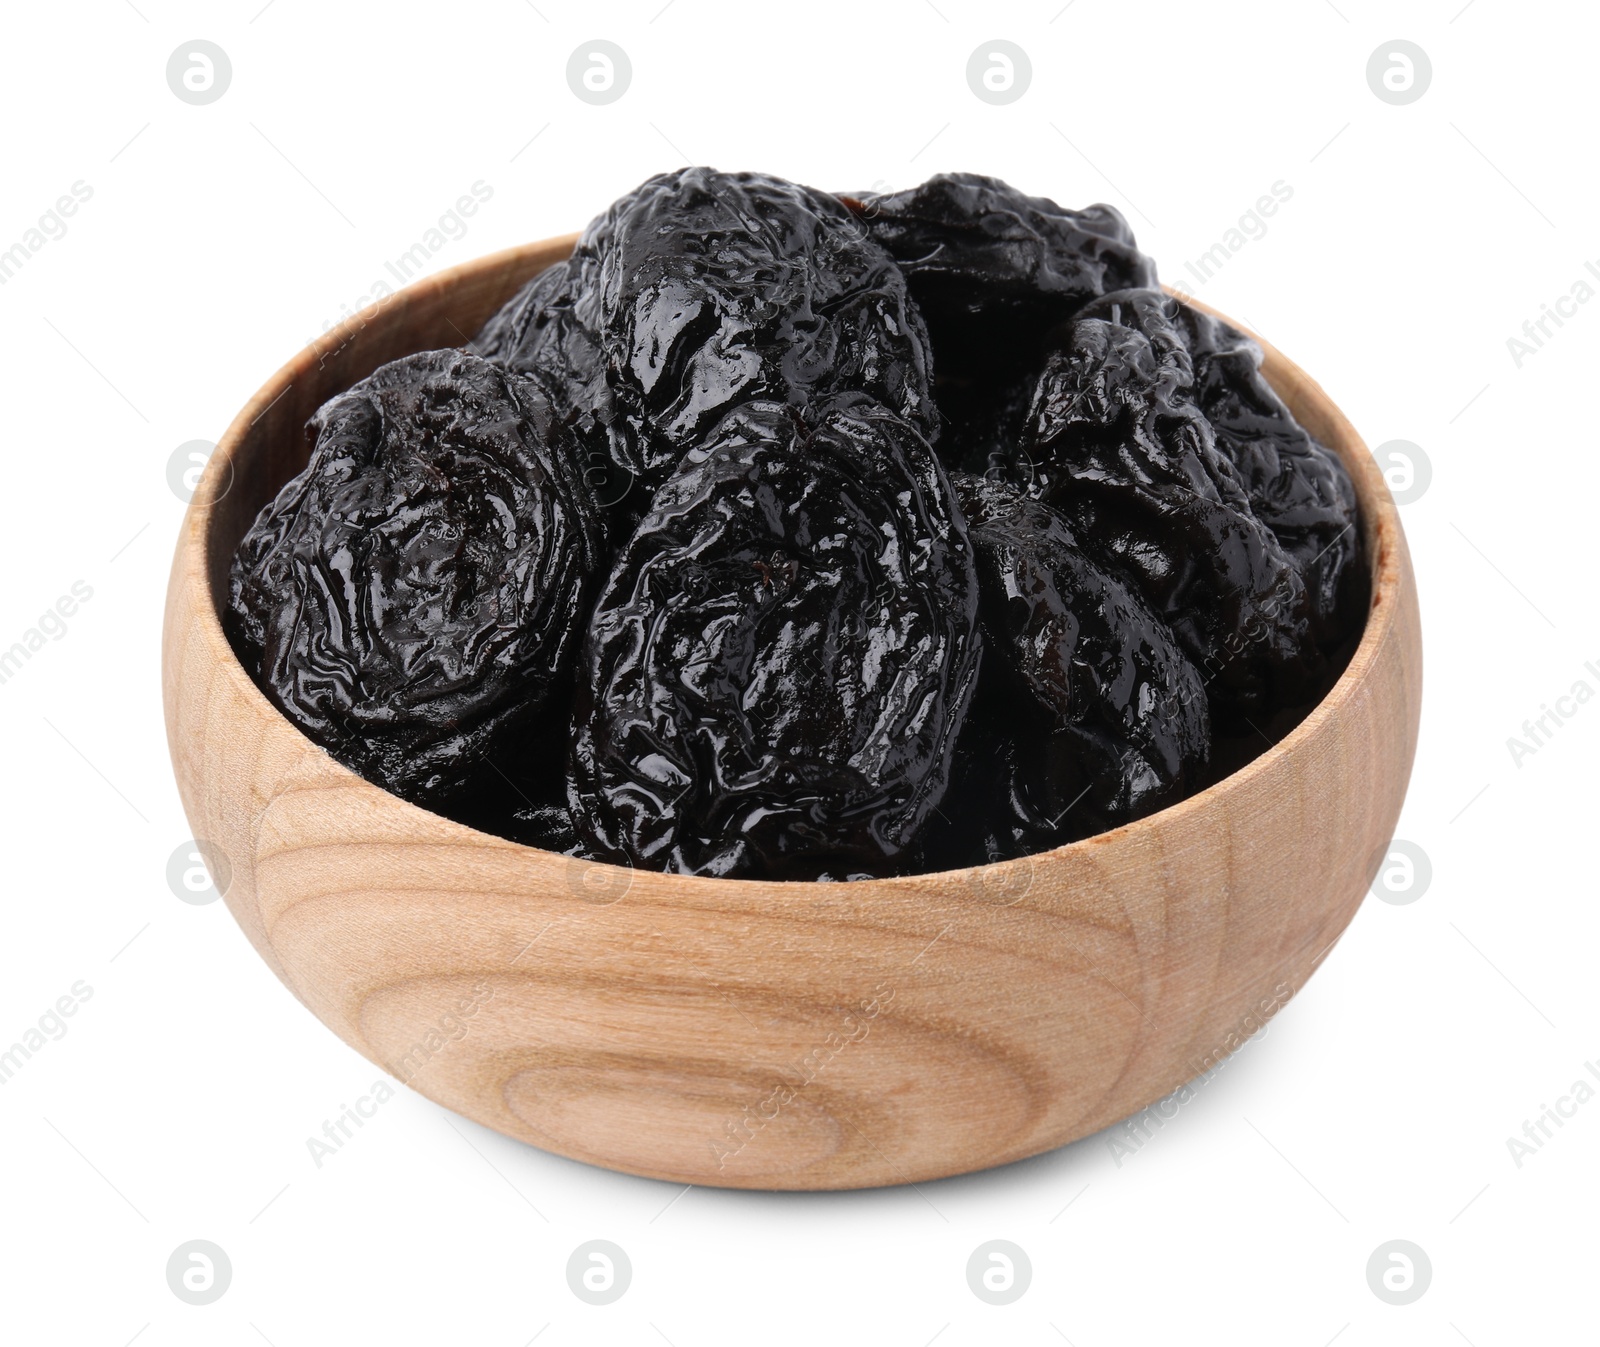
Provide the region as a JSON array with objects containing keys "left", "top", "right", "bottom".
[
  {"left": 927, "top": 689, "right": 1094, "bottom": 868},
  {"left": 953, "top": 474, "right": 1210, "bottom": 834},
  {"left": 470, "top": 254, "right": 582, "bottom": 370},
  {"left": 1014, "top": 288, "right": 1319, "bottom": 720},
  {"left": 1170, "top": 303, "right": 1365, "bottom": 650},
  {"left": 470, "top": 257, "right": 635, "bottom": 518},
  {"left": 569, "top": 396, "right": 981, "bottom": 879},
  {"left": 225, "top": 349, "right": 606, "bottom": 812},
  {"left": 843, "top": 174, "right": 1157, "bottom": 470},
  {"left": 474, "top": 167, "right": 936, "bottom": 502},
  {"left": 844, "top": 174, "right": 1156, "bottom": 335}
]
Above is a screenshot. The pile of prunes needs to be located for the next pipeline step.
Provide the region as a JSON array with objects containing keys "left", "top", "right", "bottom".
[{"left": 226, "top": 169, "right": 1366, "bottom": 880}]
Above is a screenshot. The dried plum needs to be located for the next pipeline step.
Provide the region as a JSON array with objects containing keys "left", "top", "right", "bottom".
[
  {"left": 954, "top": 474, "right": 1210, "bottom": 836},
  {"left": 569, "top": 396, "right": 980, "bottom": 878},
  {"left": 225, "top": 349, "right": 606, "bottom": 812},
  {"left": 1016, "top": 288, "right": 1318, "bottom": 720},
  {"left": 1171, "top": 302, "right": 1365, "bottom": 649},
  {"left": 469, "top": 256, "right": 637, "bottom": 521},
  {"left": 226, "top": 168, "right": 1366, "bottom": 879},
  {"left": 843, "top": 173, "right": 1157, "bottom": 471},
  {"left": 475, "top": 167, "right": 936, "bottom": 502},
  {"left": 470, "top": 254, "right": 583, "bottom": 371}
]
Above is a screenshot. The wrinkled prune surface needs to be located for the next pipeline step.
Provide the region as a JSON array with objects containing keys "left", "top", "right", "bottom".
[
  {"left": 470, "top": 254, "right": 585, "bottom": 373},
  {"left": 226, "top": 349, "right": 606, "bottom": 811},
  {"left": 1011, "top": 288, "right": 1320, "bottom": 721},
  {"left": 844, "top": 174, "right": 1157, "bottom": 471},
  {"left": 1171, "top": 302, "right": 1365, "bottom": 649},
  {"left": 953, "top": 474, "right": 1210, "bottom": 835},
  {"left": 475, "top": 167, "right": 936, "bottom": 505},
  {"left": 229, "top": 168, "right": 1366, "bottom": 880},
  {"left": 469, "top": 256, "right": 634, "bottom": 518},
  {"left": 569, "top": 396, "right": 980, "bottom": 878}
]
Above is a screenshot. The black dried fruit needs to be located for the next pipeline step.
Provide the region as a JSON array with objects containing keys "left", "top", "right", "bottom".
[
  {"left": 225, "top": 349, "right": 606, "bottom": 812},
  {"left": 954, "top": 473, "right": 1210, "bottom": 836},
  {"left": 843, "top": 173, "right": 1157, "bottom": 471},
  {"left": 569, "top": 396, "right": 981, "bottom": 878},
  {"left": 1014, "top": 288, "right": 1319, "bottom": 721},
  {"left": 921, "top": 474, "right": 1211, "bottom": 869},
  {"left": 470, "top": 256, "right": 634, "bottom": 517},
  {"left": 1171, "top": 302, "right": 1365, "bottom": 650},
  {"left": 472, "top": 254, "right": 584, "bottom": 372},
  {"left": 475, "top": 167, "right": 936, "bottom": 502},
  {"left": 227, "top": 168, "right": 1366, "bottom": 879}
]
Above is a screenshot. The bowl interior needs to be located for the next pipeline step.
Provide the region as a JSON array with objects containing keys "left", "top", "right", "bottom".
[{"left": 196, "top": 238, "right": 1398, "bottom": 877}]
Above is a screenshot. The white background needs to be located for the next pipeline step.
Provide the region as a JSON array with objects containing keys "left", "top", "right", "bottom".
[{"left": 1, "top": 0, "right": 1594, "bottom": 1342}]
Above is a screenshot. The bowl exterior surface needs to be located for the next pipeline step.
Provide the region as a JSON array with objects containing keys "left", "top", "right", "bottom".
[{"left": 163, "top": 240, "right": 1422, "bottom": 1189}]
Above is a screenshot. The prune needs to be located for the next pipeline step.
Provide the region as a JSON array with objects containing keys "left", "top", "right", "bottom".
[
  {"left": 569, "top": 396, "right": 981, "bottom": 878},
  {"left": 1170, "top": 302, "right": 1365, "bottom": 649},
  {"left": 953, "top": 473, "right": 1210, "bottom": 838},
  {"left": 1014, "top": 288, "right": 1319, "bottom": 719},
  {"left": 227, "top": 168, "right": 1366, "bottom": 879},
  {"left": 470, "top": 254, "right": 583, "bottom": 371},
  {"left": 469, "top": 256, "right": 633, "bottom": 516},
  {"left": 225, "top": 349, "right": 606, "bottom": 812},
  {"left": 843, "top": 174, "right": 1157, "bottom": 471},
  {"left": 474, "top": 167, "right": 936, "bottom": 502}
]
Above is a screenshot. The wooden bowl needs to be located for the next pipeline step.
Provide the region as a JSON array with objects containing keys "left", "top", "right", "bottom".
[{"left": 163, "top": 236, "right": 1421, "bottom": 1190}]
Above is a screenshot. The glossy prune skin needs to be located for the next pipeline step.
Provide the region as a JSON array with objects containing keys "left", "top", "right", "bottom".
[
  {"left": 569, "top": 397, "right": 981, "bottom": 879},
  {"left": 225, "top": 350, "right": 606, "bottom": 812},
  {"left": 921, "top": 475, "right": 1210, "bottom": 868},
  {"left": 474, "top": 167, "right": 936, "bottom": 504},
  {"left": 470, "top": 257, "right": 634, "bottom": 517},
  {"left": 226, "top": 169, "right": 1366, "bottom": 879},
  {"left": 1012, "top": 288, "right": 1319, "bottom": 721},
  {"left": 471, "top": 254, "right": 585, "bottom": 373},
  {"left": 955, "top": 474, "right": 1210, "bottom": 831},
  {"left": 844, "top": 174, "right": 1157, "bottom": 470},
  {"left": 1171, "top": 302, "right": 1365, "bottom": 650}
]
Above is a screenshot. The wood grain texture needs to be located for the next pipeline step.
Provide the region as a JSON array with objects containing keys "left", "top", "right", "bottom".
[{"left": 162, "top": 239, "right": 1422, "bottom": 1190}]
